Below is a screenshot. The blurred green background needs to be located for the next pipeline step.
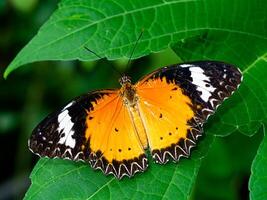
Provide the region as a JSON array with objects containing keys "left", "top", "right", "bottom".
[{"left": 0, "top": 1, "right": 262, "bottom": 199}]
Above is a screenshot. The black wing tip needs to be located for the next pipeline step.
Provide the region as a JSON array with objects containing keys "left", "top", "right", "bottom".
[
  {"left": 183, "top": 60, "right": 239, "bottom": 68},
  {"left": 178, "top": 60, "right": 243, "bottom": 77}
]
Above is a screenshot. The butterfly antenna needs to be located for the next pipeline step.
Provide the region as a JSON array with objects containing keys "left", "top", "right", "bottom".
[
  {"left": 84, "top": 46, "right": 102, "bottom": 59},
  {"left": 126, "top": 29, "right": 144, "bottom": 69},
  {"left": 84, "top": 46, "right": 123, "bottom": 76}
]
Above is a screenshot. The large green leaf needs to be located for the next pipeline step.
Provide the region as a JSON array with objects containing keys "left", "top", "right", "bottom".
[
  {"left": 4, "top": 0, "right": 267, "bottom": 78},
  {"left": 25, "top": 134, "right": 214, "bottom": 200},
  {"left": 249, "top": 124, "right": 267, "bottom": 200},
  {"left": 194, "top": 130, "right": 263, "bottom": 200}
]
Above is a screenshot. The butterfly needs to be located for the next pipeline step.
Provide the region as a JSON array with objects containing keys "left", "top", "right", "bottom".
[{"left": 29, "top": 61, "right": 242, "bottom": 179}]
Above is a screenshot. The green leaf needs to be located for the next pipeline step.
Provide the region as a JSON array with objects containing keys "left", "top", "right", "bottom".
[
  {"left": 4, "top": 0, "right": 267, "bottom": 78},
  {"left": 25, "top": 134, "right": 214, "bottom": 200},
  {"left": 249, "top": 124, "right": 267, "bottom": 200},
  {"left": 195, "top": 131, "right": 263, "bottom": 200}
]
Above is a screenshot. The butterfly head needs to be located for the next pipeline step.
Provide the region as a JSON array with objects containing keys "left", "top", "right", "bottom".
[{"left": 119, "top": 75, "right": 132, "bottom": 86}]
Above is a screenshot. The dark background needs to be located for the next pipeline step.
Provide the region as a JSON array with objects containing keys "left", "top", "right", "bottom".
[{"left": 0, "top": 1, "right": 262, "bottom": 200}]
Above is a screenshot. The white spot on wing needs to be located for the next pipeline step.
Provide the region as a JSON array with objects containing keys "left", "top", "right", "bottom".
[
  {"left": 57, "top": 109, "right": 76, "bottom": 148},
  {"left": 63, "top": 101, "right": 74, "bottom": 110},
  {"left": 189, "top": 67, "right": 216, "bottom": 102},
  {"left": 180, "top": 64, "right": 194, "bottom": 68}
]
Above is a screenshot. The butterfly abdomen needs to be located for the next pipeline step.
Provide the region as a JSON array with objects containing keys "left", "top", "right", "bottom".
[{"left": 127, "top": 105, "right": 148, "bottom": 149}]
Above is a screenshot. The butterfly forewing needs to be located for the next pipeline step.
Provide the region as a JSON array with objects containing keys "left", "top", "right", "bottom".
[
  {"left": 136, "top": 61, "right": 242, "bottom": 164},
  {"left": 29, "top": 91, "right": 112, "bottom": 160}
]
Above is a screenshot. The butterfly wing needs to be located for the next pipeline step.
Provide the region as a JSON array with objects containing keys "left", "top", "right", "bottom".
[
  {"left": 29, "top": 90, "right": 147, "bottom": 179},
  {"left": 136, "top": 61, "right": 242, "bottom": 164}
]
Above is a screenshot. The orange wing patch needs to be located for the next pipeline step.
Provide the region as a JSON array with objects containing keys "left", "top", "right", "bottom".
[
  {"left": 136, "top": 77, "right": 200, "bottom": 164},
  {"left": 85, "top": 92, "right": 147, "bottom": 178}
]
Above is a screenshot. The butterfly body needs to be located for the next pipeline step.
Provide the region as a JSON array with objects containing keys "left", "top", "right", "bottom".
[{"left": 29, "top": 61, "right": 242, "bottom": 179}]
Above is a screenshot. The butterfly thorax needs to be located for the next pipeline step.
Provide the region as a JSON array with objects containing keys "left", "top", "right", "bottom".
[
  {"left": 119, "top": 75, "right": 138, "bottom": 107},
  {"left": 120, "top": 82, "right": 138, "bottom": 107}
]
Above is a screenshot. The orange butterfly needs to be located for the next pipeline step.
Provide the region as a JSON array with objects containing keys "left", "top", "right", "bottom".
[{"left": 29, "top": 61, "right": 242, "bottom": 179}]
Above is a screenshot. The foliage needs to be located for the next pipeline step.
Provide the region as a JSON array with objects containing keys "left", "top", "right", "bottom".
[
  {"left": 249, "top": 124, "right": 267, "bottom": 200},
  {"left": 4, "top": 0, "right": 267, "bottom": 199}
]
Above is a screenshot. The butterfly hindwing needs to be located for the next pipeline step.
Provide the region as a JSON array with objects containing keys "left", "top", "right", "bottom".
[{"left": 136, "top": 61, "right": 242, "bottom": 164}]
